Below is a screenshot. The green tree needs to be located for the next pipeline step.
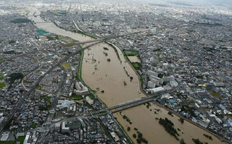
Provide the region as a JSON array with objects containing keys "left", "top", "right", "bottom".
[
  {"left": 168, "top": 111, "right": 173, "bottom": 116},
  {"left": 137, "top": 132, "right": 143, "bottom": 139},
  {"left": 179, "top": 118, "right": 184, "bottom": 124},
  {"left": 180, "top": 139, "right": 186, "bottom": 144},
  {"left": 136, "top": 139, "right": 141, "bottom": 144}
]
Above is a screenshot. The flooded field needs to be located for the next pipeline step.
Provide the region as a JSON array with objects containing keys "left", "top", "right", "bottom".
[
  {"left": 29, "top": 7, "right": 225, "bottom": 144},
  {"left": 128, "top": 56, "right": 141, "bottom": 63},
  {"left": 114, "top": 104, "right": 224, "bottom": 144}
]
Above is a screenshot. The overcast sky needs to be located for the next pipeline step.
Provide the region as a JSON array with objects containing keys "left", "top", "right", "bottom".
[
  {"left": 161, "top": 0, "right": 232, "bottom": 6},
  {"left": 3, "top": 0, "right": 232, "bottom": 7}
]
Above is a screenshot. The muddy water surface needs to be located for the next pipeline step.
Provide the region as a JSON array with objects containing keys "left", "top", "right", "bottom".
[{"left": 114, "top": 104, "right": 224, "bottom": 144}]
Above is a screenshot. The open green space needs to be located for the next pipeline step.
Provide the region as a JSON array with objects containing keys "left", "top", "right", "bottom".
[
  {"left": 0, "top": 141, "right": 16, "bottom": 144},
  {"left": 125, "top": 50, "right": 138, "bottom": 56},
  {"left": 9, "top": 73, "right": 24, "bottom": 86},
  {"left": 40, "top": 96, "right": 51, "bottom": 102},
  {"left": 72, "top": 94, "right": 83, "bottom": 100},
  {"left": 196, "top": 75, "right": 203, "bottom": 79},
  {"left": 66, "top": 46, "right": 72, "bottom": 48},
  {"left": 35, "top": 85, "right": 41, "bottom": 89},
  {"left": 0, "top": 82, "right": 5, "bottom": 88},
  {"left": 132, "top": 62, "right": 141, "bottom": 70},
  {"left": 3, "top": 50, "right": 16, "bottom": 54},
  {"left": 61, "top": 63, "right": 70, "bottom": 67},
  {"left": 17, "top": 136, "right": 26, "bottom": 144},
  {"left": 30, "top": 124, "right": 37, "bottom": 128},
  {"left": 211, "top": 92, "right": 222, "bottom": 98},
  {"left": 46, "top": 35, "right": 59, "bottom": 41},
  {"left": 39, "top": 106, "right": 49, "bottom": 110},
  {"left": 76, "top": 51, "right": 83, "bottom": 82},
  {"left": 88, "top": 93, "right": 95, "bottom": 99},
  {"left": 0, "top": 77, "right": 4, "bottom": 80}
]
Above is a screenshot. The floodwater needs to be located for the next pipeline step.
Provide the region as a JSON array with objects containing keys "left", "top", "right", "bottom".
[
  {"left": 28, "top": 7, "right": 225, "bottom": 144},
  {"left": 114, "top": 104, "right": 225, "bottom": 144},
  {"left": 82, "top": 43, "right": 145, "bottom": 107},
  {"left": 128, "top": 56, "right": 141, "bottom": 63},
  {"left": 27, "top": 7, "right": 90, "bottom": 42}
]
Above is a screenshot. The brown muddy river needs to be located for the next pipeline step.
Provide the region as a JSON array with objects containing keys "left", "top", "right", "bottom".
[
  {"left": 28, "top": 7, "right": 225, "bottom": 144},
  {"left": 82, "top": 43, "right": 145, "bottom": 107},
  {"left": 114, "top": 104, "right": 224, "bottom": 144}
]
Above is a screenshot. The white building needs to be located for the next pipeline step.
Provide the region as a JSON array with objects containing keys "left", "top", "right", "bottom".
[
  {"left": 86, "top": 96, "right": 94, "bottom": 105},
  {"left": 215, "top": 117, "right": 222, "bottom": 124},
  {"left": 170, "top": 81, "right": 178, "bottom": 87},
  {"left": 23, "top": 132, "right": 30, "bottom": 144},
  {"left": 0, "top": 117, "right": 5, "bottom": 125},
  {"left": 147, "top": 81, "right": 156, "bottom": 88},
  {"left": 213, "top": 82, "right": 225, "bottom": 87},
  {"left": 57, "top": 100, "right": 76, "bottom": 110},
  {"left": 1, "top": 132, "right": 9, "bottom": 141},
  {"left": 54, "top": 122, "right": 61, "bottom": 131},
  {"left": 74, "top": 81, "right": 88, "bottom": 95},
  {"left": 61, "top": 122, "right": 70, "bottom": 133},
  {"left": 163, "top": 75, "right": 174, "bottom": 82},
  {"left": 161, "top": 93, "right": 173, "bottom": 99},
  {"left": 150, "top": 75, "right": 163, "bottom": 86},
  {"left": 110, "top": 132, "right": 119, "bottom": 142},
  {"left": 147, "top": 70, "right": 158, "bottom": 77},
  {"left": 146, "top": 87, "right": 165, "bottom": 94}
]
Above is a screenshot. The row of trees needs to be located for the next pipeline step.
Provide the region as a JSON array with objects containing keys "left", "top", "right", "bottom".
[
  {"left": 134, "top": 131, "right": 148, "bottom": 144},
  {"left": 192, "top": 138, "right": 207, "bottom": 144},
  {"left": 11, "top": 18, "right": 31, "bottom": 23},
  {"left": 159, "top": 118, "right": 180, "bottom": 141},
  {"left": 203, "top": 134, "right": 213, "bottom": 140}
]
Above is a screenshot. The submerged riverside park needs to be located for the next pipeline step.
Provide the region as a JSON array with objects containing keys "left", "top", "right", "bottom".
[{"left": 28, "top": 7, "right": 225, "bottom": 144}]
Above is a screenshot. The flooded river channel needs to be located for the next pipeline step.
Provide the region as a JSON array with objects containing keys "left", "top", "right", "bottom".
[{"left": 28, "top": 7, "right": 225, "bottom": 144}]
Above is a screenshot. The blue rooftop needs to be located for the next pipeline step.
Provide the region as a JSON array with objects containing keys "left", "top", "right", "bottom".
[{"left": 169, "top": 99, "right": 176, "bottom": 104}]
